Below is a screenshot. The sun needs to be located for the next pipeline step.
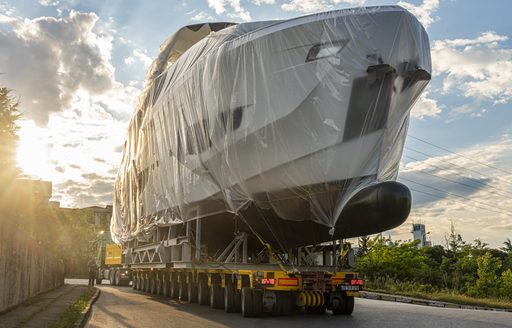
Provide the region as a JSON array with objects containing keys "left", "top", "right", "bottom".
[{"left": 16, "top": 121, "right": 55, "bottom": 180}]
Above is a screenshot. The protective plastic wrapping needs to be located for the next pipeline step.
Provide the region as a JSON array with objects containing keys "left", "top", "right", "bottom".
[{"left": 111, "top": 6, "right": 431, "bottom": 246}]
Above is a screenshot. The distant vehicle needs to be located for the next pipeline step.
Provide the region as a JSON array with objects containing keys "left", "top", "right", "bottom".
[
  {"left": 110, "top": 5, "right": 431, "bottom": 317},
  {"left": 95, "top": 231, "right": 131, "bottom": 286}
]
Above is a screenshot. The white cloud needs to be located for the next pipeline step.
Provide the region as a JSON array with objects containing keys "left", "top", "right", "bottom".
[
  {"left": 398, "top": 0, "right": 439, "bottom": 29},
  {"left": 208, "top": 0, "right": 226, "bottom": 14},
  {"left": 411, "top": 89, "right": 442, "bottom": 119},
  {"left": 190, "top": 11, "right": 215, "bottom": 21},
  {"left": 1, "top": 9, "right": 143, "bottom": 208},
  {"left": 207, "top": 0, "right": 251, "bottom": 21},
  {"left": 124, "top": 49, "right": 153, "bottom": 68},
  {"left": 0, "top": 3, "right": 18, "bottom": 24},
  {"left": 398, "top": 136, "right": 512, "bottom": 247},
  {"left": 252, "top": 0, "right": 276, "bottom": 5},
  {"left": 38, "top": 0, "right": 60, "bottom": 7},
  {"left": 0, "top": 11, "right": 115, "bottom": 125},
  {"left": 16, "top": 88, "right": 137, "bottom": 207},
  {"left": 432, "top": 31, "right": 512, "bottom": 104},
  {"left": 281, "top": 0, "right": 365, "bottom": 14}
]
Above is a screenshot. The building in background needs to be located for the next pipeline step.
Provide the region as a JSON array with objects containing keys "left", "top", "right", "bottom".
[
  {"left": 57, "top": 205, "right": 113, "bottom": 231},
  {"left": 85, "top": 205, "right": 113, "bottom": 229},
  {"left": 412, "top": 223, "right": 431, "bottom": 247}
]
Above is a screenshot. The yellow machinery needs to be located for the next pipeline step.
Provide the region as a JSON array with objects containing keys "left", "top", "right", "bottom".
[
  {"left": 105, "top": 243, "right": 122, "bottom": 265},
  {"left": 96, "top": 233, "right": 131, "bottom": 286}
]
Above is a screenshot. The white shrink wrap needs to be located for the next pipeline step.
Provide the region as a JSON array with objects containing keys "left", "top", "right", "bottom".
[{"left": 111, "top": 6, "right": 431, "bottom": 249}]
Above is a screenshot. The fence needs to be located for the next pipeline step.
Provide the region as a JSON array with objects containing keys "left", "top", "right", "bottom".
[{"left": 0, "top": 224, "right": 64, "bottom": 313}]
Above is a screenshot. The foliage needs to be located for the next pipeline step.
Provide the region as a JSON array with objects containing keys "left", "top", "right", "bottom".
[
  {"left": 0, "top": 87, "right": 97, "bottom": 277},
  {"left": 50, "top": 208, "right": 98, "bottom": 276},
  {"left": 355, "top": 230, "right": 512, "bottom": 302},
  {"left": 356, "top": 236, "right": 429, "bottom": 282},
  {"left": 466, "top": 251, "right": 502, "bottom": 297},
  {"left": 0, "top": 87, "right": 21, "bottom": 182},
  {"left": 50, "top": 287, "right": 96, "bottom": 328}
]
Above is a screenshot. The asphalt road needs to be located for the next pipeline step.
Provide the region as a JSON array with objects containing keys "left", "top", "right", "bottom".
[{"left": 85, "top": 285, "right": 512, "bottom": 328}]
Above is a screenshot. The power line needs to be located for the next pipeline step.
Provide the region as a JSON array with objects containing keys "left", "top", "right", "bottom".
[
  {"left": 407, "top": 187, "right": 512, "bottom": 217},
  {"left": 404, "top": 146, "right": 512, "bottom": 188},
  {"left": 408, "top": 135, "right": 512, "bottom": 176},
  {"left": 402, "top": 154, "right": 512, "bottom": 199},
  {"left": 399, "top": 177, "right": 512, "bottom": 216}
]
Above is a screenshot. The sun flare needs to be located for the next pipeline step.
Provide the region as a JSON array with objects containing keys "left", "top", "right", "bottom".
[{"left": 16, "top": 121, "right": 55, "bottom": 180}]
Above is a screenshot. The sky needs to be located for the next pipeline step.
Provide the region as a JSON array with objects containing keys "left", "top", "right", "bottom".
[{"left": 0, "top": 0, "right": 511, "bottom": 247}]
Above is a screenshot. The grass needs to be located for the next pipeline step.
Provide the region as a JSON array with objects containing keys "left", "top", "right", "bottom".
[
  {"left": 365, "top": 287, "right": 512, "bottom": 310},
  {"left": 50, "top": 287, "right": 96, "bottom": 328}
]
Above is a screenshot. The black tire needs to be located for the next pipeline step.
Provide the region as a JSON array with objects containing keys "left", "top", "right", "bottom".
[
  {"left": 343, "top": 296, "right": 354, "bottom": 315},
  {"left": 115, "top": 270, "right": 121, "bottom": 286},
  {"left": 198, "top": 282, "right": 210, "bottom": 305},
  {"left": 137, "top": 274, "right": 143, "bottom": 291},
  {"left": 224, "top": 284, "right": 237, "bottom": 313},
  {"left": 331, "top": 296, "right": 345, "bottom": 315},
  {"left": 150, "top": 276, "right": 157, "bottom": 295},
  {"left": 273, "top": 292, "right": 292, "bottom": 316},
  {"left": 210, "top": 284, "right": 224, "bottom": 309},
  {"left": 156, "top": 277, "right": 162, "bottom": 296},
  {"left": 132, "top": 274, "right": 137, "bottom": 289},
  {"left": 188, "top": 283, "right": 198, "bottom": 303},
  {"left": 170, "top": 282, "right": 179, "bottom": 299},
  {"left": 241, "top": 287, "right": 254, "bottom": 317},
  {"left": 144, "top": 274, "right": 150, "bottom": 293},
  {"left": 252, "top": 289, "right": 263, "bottom": 317},
  {"left": 179, "top": 282, "right": 188, "bottom": 302},
  {"left": 96, "top": 278, "right": 102, "bottom": 285},
  {"left": 162, "top": 277, "right": 170, "bottom": 298}
]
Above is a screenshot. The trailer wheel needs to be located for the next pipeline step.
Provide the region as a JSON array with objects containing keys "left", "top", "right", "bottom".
[
  {"left": 210, "top": 284, "right": 224, "bottom": 309},
  {"left": 115, "top": 270, "right": 121, "bottom": 286},
  {"left": 241, "top": 287, "right": 254, "bottom": 317},
  {"left": 252, "top": 289, "right": 263, "bottom": 317},
  {"left": 343, "top": 296, "right": 354, "bottom": 315},
  {"left": 137, "top": 273, "right": 143, "bottom": 291},
  {"left": 135, "top": 273, "right": 140, "bottom": 290},
  {"left": 170, "top": 282, "right": 179, "bottom": 299},
  {"left": 224, "top": 284, "right": 238, "bottom": 313},
  {"left": 331, "top": 294, "right": 353, "bottom": 315},
  {"left": 132, "top": 273, "right": 138, "bottom": 289},
  {"left": 156, "top": 276, "right": 162, "bottom": 295},
  {"left": 162, "top": 275, "right": 170, "bottom": 297},
  {"left": 150, "top": 275, "right": 157, "bottom": 294},
  {"left": 179, "top": 281, "right": 188, "bottom": 302},
  {"left": 144, "top": 273, "right": 150, "bottom": 293},
  {"left": 140, "top": 274, "right": 146, "bottom": 291},
  {"left": 198, "top": 282, "right": 209, "bottom": 305},
  {"left": 188, "top": 283, "right": 198, "bottom": 303},
  {"left": 273, "top": 292, "right": 292, "bottom": 316}
]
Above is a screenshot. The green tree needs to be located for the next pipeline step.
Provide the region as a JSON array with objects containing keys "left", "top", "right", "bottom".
[
  {"left": 356, "top": 237, "right": 429, "bottom": 282},
  {"left": 466, "top": 252, "right": 502, "bottom": 298},
  {"left": 357, "top": 235, "right": 370, "bottom": 257},
  {"left": 502, "top": 238, "right": 512, "bottom": 254},
  {"left": 500, "top": 269, "right": 512, "bottom": 300},
  {"left": 0, "top": 87, "right": 21, "bottom": 182}
]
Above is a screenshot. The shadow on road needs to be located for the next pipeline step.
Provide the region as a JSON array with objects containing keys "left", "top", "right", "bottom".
[{"left": 135, "top": 288, "right": 357, "bottom": 327}]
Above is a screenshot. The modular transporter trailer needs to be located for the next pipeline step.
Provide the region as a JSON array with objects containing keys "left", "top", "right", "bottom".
[{"left": 119, "top": 219, "right": 363, "bottom": 317}]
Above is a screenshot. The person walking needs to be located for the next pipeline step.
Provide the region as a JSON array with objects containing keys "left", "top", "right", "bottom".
[{"left": 87, "top": 258, "right": 98, "bottom": 286}]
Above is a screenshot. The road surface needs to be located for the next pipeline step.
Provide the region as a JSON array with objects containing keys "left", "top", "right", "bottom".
[{"left": 86, "top": 285, "right": 512, "bottom": 328}]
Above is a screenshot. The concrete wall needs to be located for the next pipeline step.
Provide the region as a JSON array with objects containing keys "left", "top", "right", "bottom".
[{"left": 0, "top": 226, "right": 64, "bottom": 313}]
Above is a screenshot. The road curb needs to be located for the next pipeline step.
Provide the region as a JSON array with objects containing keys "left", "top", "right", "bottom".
[
  {"left": 358, "top": 291, "right": 512, "bottom": 312},
  {"left": 74, "top": 287, "right": 101, "bottom": 328}
]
